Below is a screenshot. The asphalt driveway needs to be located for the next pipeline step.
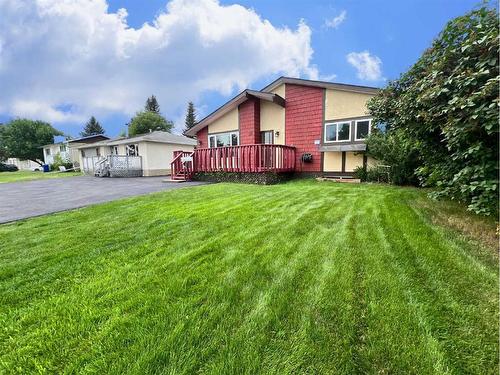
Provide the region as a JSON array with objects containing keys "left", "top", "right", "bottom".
[{"left": 0, "top": 176, "right": 207, "bottom": 223}]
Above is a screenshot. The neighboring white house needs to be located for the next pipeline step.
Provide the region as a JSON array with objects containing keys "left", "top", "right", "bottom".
[
  {"left": 77, "top": 131, "right": 197, "bottom": 177},
  {"left": 42, "top": 134, "right": 109, "bottom": 166}
]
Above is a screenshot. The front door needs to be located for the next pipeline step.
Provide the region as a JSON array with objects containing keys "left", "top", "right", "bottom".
[{"left": 260, "top": 131, "right": 274, "bottom": 168}]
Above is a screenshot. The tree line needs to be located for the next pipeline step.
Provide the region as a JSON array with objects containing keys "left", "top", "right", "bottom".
[{"left": 0, "top": 97, "right": 198, "bottom": 166}]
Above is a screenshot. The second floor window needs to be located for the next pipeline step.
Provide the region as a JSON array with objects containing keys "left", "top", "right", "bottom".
[
  {"left": 45, "top": 148, "right": 51, "bottom": 155},
  {"left": 325, "top": 122, "right": 350, "bottom": 142},
  {"left": 59, "top": 144, "right": 67, "bottom": 152},
  {"left": 355, "top": 119, "right": 372, "bottom": 140},
  {"left": 208, "top": 132, "right": 239, "bottom": 148}
]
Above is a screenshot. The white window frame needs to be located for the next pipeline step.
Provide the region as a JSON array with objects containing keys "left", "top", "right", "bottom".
[
  {"left": 324, "top": 121, "right": 351, "bottom": 143},
  {"left": 355, "top": 118, "right": 372, "bottom": 141},
  {"left": 208, "top": 131, "right": 239, "bottom": 148}
]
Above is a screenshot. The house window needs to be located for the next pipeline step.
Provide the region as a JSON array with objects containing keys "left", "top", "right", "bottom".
[
  {"left": 355, "top": 119, "right": 372, "bottom": 140},
  {"left": 208, "top": 132, "right": 239, "bottom": 148},
  {"left": 110, "top": 146, "right": 118, "bottom": 155},
  {"left": 81, "top": 150, "right": 86, "bottom": 157},
  {"left": 59, "top": 144, "right": 67, "bottom": 152},
  {"left": 325, "top": 122, "right": 351, "bottom": 143},
  {"left": 96, "top": 148, "right": 101, "bottom": 157},
  {"left": 261, "top": 131, "right": 274, "bottom": 144},
  {"left": 126, "top": 144, "right": 139, "bottom": 156},
  {"left": 45, "top": 148, "right": 51, "bottom": 156}
]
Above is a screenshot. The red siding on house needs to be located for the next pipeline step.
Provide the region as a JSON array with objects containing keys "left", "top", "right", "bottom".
[
  {"left": 239, "top": 98, "right": 260, "bottom": 144},
  {"left": 196, "top": 126, "right": 208, "bottom": 148},
  {"left": 285, "top": 84, "right": 324, "bottom": 172}
]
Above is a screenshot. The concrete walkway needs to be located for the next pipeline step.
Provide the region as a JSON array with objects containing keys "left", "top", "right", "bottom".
[{"left": 0, "top": 176, "right": 207, "bottom": 223}]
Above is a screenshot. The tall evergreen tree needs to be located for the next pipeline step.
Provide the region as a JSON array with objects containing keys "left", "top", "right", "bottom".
[
  {"left": 184, "top": 101, "right": 197, "bottom": 134},
  {"left": 145, "top": 95, "right": 160, "bottom": 113},
  {"left": 80, "top": 116, "right": 105, "bottom": 137}
]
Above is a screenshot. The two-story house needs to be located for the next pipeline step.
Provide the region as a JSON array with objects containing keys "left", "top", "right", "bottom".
[
  {"left": 180, "top": 77, "right": 378, "bottom": 181},
  {"left": 42, "top": 134, "right": 109, "bottom": 166}
]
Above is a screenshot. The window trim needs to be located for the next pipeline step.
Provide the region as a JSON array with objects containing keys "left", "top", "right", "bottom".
[
  {"left": 208, "top": 131, "right": 239, "bottom": 148},
  {"left": 354, "top": 118, "right": 372, "bottom": 141},
  {"left": 324, "top": 121, "right": 351, "bottom": 143}
]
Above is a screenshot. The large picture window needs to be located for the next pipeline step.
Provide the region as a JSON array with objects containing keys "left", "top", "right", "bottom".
[
  {"left": 208, "top": 132, "right": 239, "bottom": 148},
  {"left": 324, "top": 122, "right": 351, "bottom": 142},
  {"left": 355, "top": 119, "right": 372, "bottom": 140}
]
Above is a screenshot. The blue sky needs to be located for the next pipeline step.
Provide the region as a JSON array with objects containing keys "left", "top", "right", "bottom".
[{"left": 0, "top": 0, "right": 481, "bottom": 138}]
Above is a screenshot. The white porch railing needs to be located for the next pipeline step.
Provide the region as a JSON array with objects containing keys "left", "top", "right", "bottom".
[{"left": 82, "top": 155, "right": 142, "bottom": 177}]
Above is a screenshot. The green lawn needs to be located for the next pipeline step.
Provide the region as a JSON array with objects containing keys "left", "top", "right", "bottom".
[
  {"left": 0, "top": 170, "right": 82, "bottom": 183},
  {"left": 0, "top": 180, "right": 497, "bottom": 374}
]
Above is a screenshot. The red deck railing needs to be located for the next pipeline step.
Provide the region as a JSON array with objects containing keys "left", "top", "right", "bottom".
[{"left": 193, "top": 144, "right": 295, "bottom": 173}]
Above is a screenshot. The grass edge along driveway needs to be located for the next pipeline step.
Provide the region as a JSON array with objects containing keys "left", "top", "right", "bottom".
[
  {"left": 0, "top": 180, "right": 497, "bottom": 374},
  {"left": 0, "top": 170, "right": 82, "bottom": 183}
]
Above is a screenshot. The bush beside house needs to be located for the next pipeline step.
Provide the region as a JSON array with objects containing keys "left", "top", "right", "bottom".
[{"left": 366, "top": 6, "right": 499, "bottom": 215}]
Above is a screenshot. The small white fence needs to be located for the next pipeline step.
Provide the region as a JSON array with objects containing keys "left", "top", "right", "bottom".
[{"left": 82, "top": 155, "right": 142, "bottom": 177}]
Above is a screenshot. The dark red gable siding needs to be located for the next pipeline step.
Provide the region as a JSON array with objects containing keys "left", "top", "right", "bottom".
[
  {"left": 196, "top": 126, "right": 208, "bottom": 148},
  {"left": 285, "top": 84, "right": 324, "bottom": 172},
  {"left": 239, "top": 98, "right": 260, "bottom": 144}
]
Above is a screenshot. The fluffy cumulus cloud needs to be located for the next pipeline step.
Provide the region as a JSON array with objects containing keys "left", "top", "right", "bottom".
[
  {"left": 346, "top": 51, "right": 383, "bottom": 81},
  {"left": 0, "top": 0, "right": 317, "bottom": 127},
  {"left": 324, "top": 10, "right": 346, "bottom": 29}
]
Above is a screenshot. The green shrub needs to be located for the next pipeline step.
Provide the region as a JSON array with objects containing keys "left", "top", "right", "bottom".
[
  {"left": 353, "top": 166, "right": 367, "bottom": 181},
  {"left": 50, "top": 154, "right": 73, "bottom": 171},
  {"left": 366, "top": 130, "right": 420, "bottom": 185},
  {"left": 367, "top": 6, "right": 499, "bottom": 215}
]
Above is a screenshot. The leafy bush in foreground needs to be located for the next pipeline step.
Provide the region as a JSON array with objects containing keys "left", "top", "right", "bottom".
[{"left": 367, "top": 5, "right": 499, "bottom": 215}]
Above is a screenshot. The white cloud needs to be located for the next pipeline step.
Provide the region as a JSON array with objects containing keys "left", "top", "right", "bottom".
[
  {"left": 346, "top": 51, "right": 383, "bottom": 81},
  {"left": 0, "top": 0, "right": 318, "bottom": 130},
  {"left": 319, "top": 73, "right": 337, "bottom": 82},
  {"left": 324, "top": 10, "right": 346, "bottom": 29}
]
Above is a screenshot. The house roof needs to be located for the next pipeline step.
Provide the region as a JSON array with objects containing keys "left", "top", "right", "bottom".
[
  {"left": 185, "top": 76, "right": 380, "bottom": 137},
  {"left": 74, "top": 138, "right": 123, "bottom": 149},
  {"left": 41, "top": 141, "right": 65, "bottom": 147},
  {"left": 106, "top": 131, "right": 197, "bottom": 146},
  {"left": 185, "top": 89, "right": 285, "bottom": 137},
  {"left": 261, "top": 76, "right": 380, "bottom": 95},
  {"left": 67, "top": 134, "right": 109, "bottom": 143},
  {"left": 76, "top": 131, "right": 196, "bottom": 148}
]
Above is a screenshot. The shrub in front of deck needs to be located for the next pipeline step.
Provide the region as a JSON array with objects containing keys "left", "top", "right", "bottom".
[{"left": 367, "top": 6, "right": 499, "bottom": 215}]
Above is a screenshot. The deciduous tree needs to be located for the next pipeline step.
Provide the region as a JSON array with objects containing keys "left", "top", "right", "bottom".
[
  {"left": 128, "top": 111, "right": 173, "bottom": 136},
  {"left": 0, "top": 119, "right": 63, "bottom": 165}
]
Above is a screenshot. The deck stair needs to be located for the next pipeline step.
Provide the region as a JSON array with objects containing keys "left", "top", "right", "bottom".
[
  {"left": 169, "top": 151, "right": 194, "bottom": 182},
  {"left": 94, "top": 157, "right": 110, "bottom": 177}
]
